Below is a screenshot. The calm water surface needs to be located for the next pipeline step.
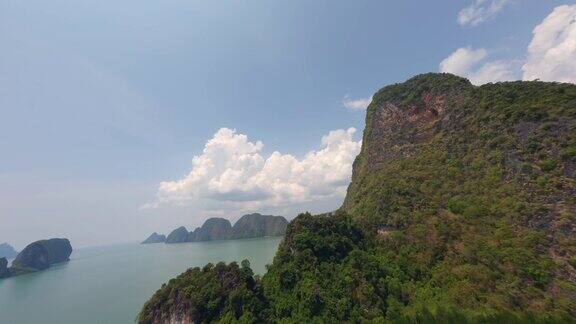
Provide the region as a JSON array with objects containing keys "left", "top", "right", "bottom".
[{"left": 0, "top": 237, "right": 282, "bottom": 324}]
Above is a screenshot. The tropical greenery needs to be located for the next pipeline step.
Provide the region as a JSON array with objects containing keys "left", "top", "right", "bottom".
[
  {"left": 139, "top": 74, "right": 576, "bottom": 323},
  {"left": 139, "top": 260, "right": 267, "bottom": 323}
]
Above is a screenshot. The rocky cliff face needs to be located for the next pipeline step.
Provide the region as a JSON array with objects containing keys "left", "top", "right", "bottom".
[
  {"left": 162, "top": 214, "right": 288, "bottom": 244},
  {"left": 10, "top": 238, "right": 72, "bottom": 275},
  {"left": 344, "top": 73, "right": 576, "bottom": 241},
  {"left": 0, "top": 243, "right": 18, "bottom": 259},
  {"left": 344, "top": 73, "right": 472, "bottom": 212},
  {"left": 142, "top": 233, "right": 166, "bottom": 244},
  {"left": 341, "top": 73, "right": 576, "bottom": 315}
]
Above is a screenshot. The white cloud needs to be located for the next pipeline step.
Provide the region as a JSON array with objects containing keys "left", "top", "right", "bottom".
[
  {"left": 439, "top": 47, "right": 487, "bottom": 76},
  {"left": 470, "top": 60, "right": 518, "bottom": 85},
  {"left": 443, "top": 5, "right": 576, "bottom": 85},
  {"left": 522, "top": 4, "right": 576, "bottom": 83},
  {"left": 439, "top": 47, "right": 517, "bottom": 85},
  {"left": 148, "top": 127, "right": 362, "bottom": 214},
  {"left": 458, "top": 0, "right": 514, "bottom": 26},
  {"left": 343, "top": 95, "right": 372, "bottom": 110}
]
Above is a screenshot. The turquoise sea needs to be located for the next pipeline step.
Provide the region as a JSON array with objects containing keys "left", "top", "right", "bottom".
[{"left": 0, "top": 237, "right": 282, "bottom": 324}]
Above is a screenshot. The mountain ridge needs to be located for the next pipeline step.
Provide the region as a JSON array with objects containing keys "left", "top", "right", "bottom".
[{"left": 144, "top": 213, "right": 289, "bottom": 244}]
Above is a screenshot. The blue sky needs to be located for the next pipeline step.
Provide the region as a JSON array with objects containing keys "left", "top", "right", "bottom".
[{"left": 1, "top": 0, "right": 575, "bottom": 248}]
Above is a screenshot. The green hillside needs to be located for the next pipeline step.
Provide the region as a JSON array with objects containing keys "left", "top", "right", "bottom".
[{"left": 139, "top": 74, "right": 576, "bottom": 323}]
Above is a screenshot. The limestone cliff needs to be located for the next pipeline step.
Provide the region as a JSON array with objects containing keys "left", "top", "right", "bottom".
[
  {"left": 161, "top": 214, "right": 288, "bottom": 244},
  {"left": 10, "top": 238, "right": 72, "bottom": 276}
]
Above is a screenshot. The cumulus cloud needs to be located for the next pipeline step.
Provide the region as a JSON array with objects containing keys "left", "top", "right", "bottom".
[
  {"left": 147, "top": 127, "right": 362, "bottom": 213},
  {"left": 439, "top": 47, "right": 487, "bottom": 76},
  {"left": 522, "top": 4, "right": 576, "bottom": 83},
  {"left": 439, "top": 47, "right": 518, "bottom": 85},
  {"left": 343, "top": 95, "right": 372, "bottom": 110},
  {"left": 458, "top": 0, "right": 514, "bottom": 26},
  {"left": 442, "top": 5, "right": 576, "bottom": 85}
]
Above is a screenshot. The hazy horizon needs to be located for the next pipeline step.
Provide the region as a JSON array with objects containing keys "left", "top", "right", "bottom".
[{"left": 2, "top": 0, "right": 575, "bottom": 249}]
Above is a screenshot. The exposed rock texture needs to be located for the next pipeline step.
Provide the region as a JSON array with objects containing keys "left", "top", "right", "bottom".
[
  {"left": 0, "top": 243, "right": 18, "bottom": 259},
  {"left": 141, "top": 232, "right": 166, "bottom": 244},
  {"left": 10, "top": 238, "right": 72, "bottom": 275},
  {"left": 165, "top": 226, "right": 189, "bottom": 244},
  {"left": 342, "top": 73, "right": 576, "bottom": 315},
  {"left": 230, "top": 213, "right": 288, "bottom": 239}
]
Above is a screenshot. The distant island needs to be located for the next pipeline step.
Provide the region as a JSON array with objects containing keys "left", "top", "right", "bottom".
[
  {"left": 0, "top": 238, "right": 72, "bottom": 279},
  {"left": 141, "top": 232, "right": 166, "bottom": 244},
  {"left": 0, "top": 243, "right": 18, "bottom": 259},
  {"left": 142, "top": 213, "right": 288, "bottom": 244}
]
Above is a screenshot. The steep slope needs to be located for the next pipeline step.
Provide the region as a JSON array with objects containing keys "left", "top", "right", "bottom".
[
  {"left": 190, "top": 218, "right": 232, "bottom": 241},
  {"left": 139, "top": 74, "right": 576, "bottom": 323},
  {"left": 256, "top": 74, "right": 576, "bottom": 322}
]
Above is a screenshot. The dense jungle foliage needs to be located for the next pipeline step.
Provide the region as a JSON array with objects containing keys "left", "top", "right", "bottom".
[{"left": 139, "top": 74, "right": 576, "bottom": 323}]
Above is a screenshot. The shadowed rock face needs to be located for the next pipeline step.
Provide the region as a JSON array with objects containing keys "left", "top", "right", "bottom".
[
  {"left": 0, "top": 258, "right": 8, "bottom": 278},
  {"left": 141, "top": 232, "right": 166, "bottom": 244},
  {"left": 358, "top": 75, "right": 470, "bottom": 173},
  {"left": 10, "top": 238, "right": 72, "bottom": 275},
  {"left": 342, "top": 73, "right": 576, "bottom": 307}
]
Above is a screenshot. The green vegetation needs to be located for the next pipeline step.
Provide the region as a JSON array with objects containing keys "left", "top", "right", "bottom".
[
  {"left": 139, "top": 260, "right": 267, "bottom": 323},
  {"left": 139, "top": 74, "right": 576, "bottom": 323}
]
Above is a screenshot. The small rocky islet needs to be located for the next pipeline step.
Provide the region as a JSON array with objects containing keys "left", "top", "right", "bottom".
[
  {"left": 0, "top": 238, "right": 73, "bottom": 279},
  {"left": 142, "top": 213, "right": 288, "bottom": 244}
]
